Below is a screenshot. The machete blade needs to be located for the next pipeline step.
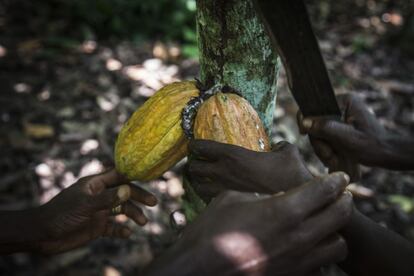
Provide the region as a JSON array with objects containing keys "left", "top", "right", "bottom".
[
  {"left": 254, "top": 0, "right": 341, "bottom": 117},
  {"left": 254, "top": 0, "right": 361, "bottom": 181}
]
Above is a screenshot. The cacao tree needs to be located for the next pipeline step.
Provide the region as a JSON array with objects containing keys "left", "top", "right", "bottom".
[
  {"left": 197, "top": 0, "right": 279, "bottom": 130},
  {"left": 183, "top": 0, "right": 281, "bottom": 218}
]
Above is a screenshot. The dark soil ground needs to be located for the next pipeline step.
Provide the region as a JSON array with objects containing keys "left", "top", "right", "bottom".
[{"left": 1, "top": 1, "right": 413, "bottom": 275}]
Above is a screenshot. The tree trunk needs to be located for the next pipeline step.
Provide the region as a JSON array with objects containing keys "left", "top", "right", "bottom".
[
  {"left": 182, "top": 0, "right": 280, "bottom": 221},
  {"left": 196, "top": 0, "right": 280, "bottom": 132}
]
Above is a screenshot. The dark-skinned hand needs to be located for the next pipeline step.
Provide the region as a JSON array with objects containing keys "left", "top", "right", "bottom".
[
  {"left": 297, "top": 94, "right": 414, "bottom": 171},
  {"left": 187, "top": 139, "right": 313, "bottom": 199},
  {"left": 0, "top": 169, "right": 158, "bottom": 255},
  {"left": 145, "top": 173, "right": 353, "bottom": 276}
]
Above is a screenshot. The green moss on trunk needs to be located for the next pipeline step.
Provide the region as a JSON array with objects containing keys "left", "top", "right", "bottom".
[{"left": 196, "top": 0, "right": 280, "bottom": 132}]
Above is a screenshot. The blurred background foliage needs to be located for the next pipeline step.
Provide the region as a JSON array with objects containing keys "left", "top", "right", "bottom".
[
  {"left": 3, "top": 0, "right": 414, "bottom": 59},
  {"left": 307, "top": 0, "right": 414, "bottom": 55},
  {"left": 4, "top": 0, "right": 198, "bottom": 57}
]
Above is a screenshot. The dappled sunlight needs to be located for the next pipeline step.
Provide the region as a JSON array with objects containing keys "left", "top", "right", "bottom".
[
  {"left": 78, "top": 159, "right": 104, "bottom": 178},
  {"left": 213, "top": 231, "right": 268, "bottom": 275},
  {"left": 115, "top": 214, "right": 129, "bottom": 223},
  {"left": 103, "top": 266, "right": 121, "bottom": 276},
  {"left": 382, "top": 12, "right": 404, "bottom": 26},
  {"left": 37, "top": 87, "right": 51, "bottom": 101},
  {"left": 132, "top": 85, "right": 155, "bottom": 98},
  {"left": 164, "top": 171, "right": 185, "bottom": 198},
  {"left": 153, "top": 41, "right": 182, "bottom": 61},
  {"left": 35, "top": 159, "right": 64, "bottom": 203},
  {"left": 146, "top": 171, "right": 185, "bottom": 199},
  {"left": 150, "top": 180, "right": 168, "bottom": 194},
  {"left": 123, "top": 58, "right": 180, "bottom": 91},
  {"left": 39, "top": 187, "right": 61, "bottom": 205},
  {"left": 61, "top": 171, "right": 76, "bottom": 188},
  {"left": 145, "top": 222, "right": 165, "bottom": 235},
  {"left": 35, "top": 157, "right": 105, "bottom": 204},
  {"left": 80, "top": 40, "right": 97, "bottom": 54},
  {"left": 35, "top": 159, "right": 66, "bottom": 203},
  {"left": 13, "top": 83, "right": 31, "bottom": 94},
  {"left": 97, "top": 92, "right": 120, "bottom": 112},
  {"left": 0, "top": 45, "right": 6, "bottom": 57},
  {"left": 80, "top": 139, "right": 100, "bottom": 155},
  {"left": 106, "top": 58, "right": 123, "bottom": 71},
  {"left": 35, "top": 163, "right": 54, "bottom": 178}
]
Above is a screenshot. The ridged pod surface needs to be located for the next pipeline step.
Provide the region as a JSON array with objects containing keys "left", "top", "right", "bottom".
[
  {"left": 115, "top": 81, "right": 199, "bottom": 181},
  {"left": 194, "top": 92, "right": 271, "bottom": 152}
]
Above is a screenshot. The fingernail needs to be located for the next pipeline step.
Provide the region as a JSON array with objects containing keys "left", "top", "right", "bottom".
[
  {"left": 302, "top": 118, "right": 313, "bottom": 129},
  {"left": 117, "top": 185, "right": 131, "bottom": 203}
]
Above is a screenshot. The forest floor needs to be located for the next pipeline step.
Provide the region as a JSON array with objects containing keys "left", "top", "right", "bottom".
[{"left": 1, "top": 4, "right": 414, "bottom": 276}]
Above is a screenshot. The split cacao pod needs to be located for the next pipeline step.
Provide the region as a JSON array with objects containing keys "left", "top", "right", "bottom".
[
  {"left": 194, "top": 92, "right": 271, "bottom": 152},
  {"left": 115, "top": 81, "right": 199, "bottom": 181}
]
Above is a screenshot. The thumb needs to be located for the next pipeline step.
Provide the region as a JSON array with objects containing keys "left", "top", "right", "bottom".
[
  {"left": 190, "top": 139, "right": 243, "bottom": 161},
  {"left": 92, "top": 185, "right": 131, "bottom": 211}
]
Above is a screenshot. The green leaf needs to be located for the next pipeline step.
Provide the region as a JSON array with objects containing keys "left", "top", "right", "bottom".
[
  {"left": 182, "top": 44, "right": 199, "bottom": 58},
  {"left": 183, "top": 27, "right": 197, "bottom": 42},
  {"left": 388, "top": 195, "right": 414, "bottom": 213},
  {"left": 186, "top": 0, "right": 197, "bottom": 12}
]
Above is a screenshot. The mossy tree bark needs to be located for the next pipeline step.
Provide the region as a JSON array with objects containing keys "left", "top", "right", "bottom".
[
  {"left": 183, "top": 0, "right": 280, "bottom": 220},
  {"left": 196, "top": 0, "right": 280, "bottom": 132}
]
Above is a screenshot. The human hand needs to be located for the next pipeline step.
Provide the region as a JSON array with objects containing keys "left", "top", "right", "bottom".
[
  {"left": 34, "top": 169, "right": 157, "bottom": 254},
  {"left": 187, "top": 140, "right": 313, "bottom": 199},
  {"left": 147, "top": 173, "right": 352, "bottom": 276},
  {"left": 297, "top": 94, "right": 405, "bottom": 171}
]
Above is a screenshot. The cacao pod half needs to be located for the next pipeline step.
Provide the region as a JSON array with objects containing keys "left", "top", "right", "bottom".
[
  {"left": 115, "top": 81, "right": 199, "bottom": 181},
  {"left": 194, "top": 92, "right": 271, "bottom": 152}
]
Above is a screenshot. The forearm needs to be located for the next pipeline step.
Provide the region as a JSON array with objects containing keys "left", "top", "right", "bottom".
[
  {"left": 0, "top": 208, "right": 44, "bottom": 254},
  {"left": 382, "top": 135, "right": 414, "bottom": 170},
  {"left": 340, "top": 208, "right": 414, "bottom": 276}
]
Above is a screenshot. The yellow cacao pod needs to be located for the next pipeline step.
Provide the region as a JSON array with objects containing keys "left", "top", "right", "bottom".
[
  {"left": 194, "top": 92, "right": 271, "bottom": 152},
  {"left": 115, "top": 81, "right": 199, "bottom": 181}
]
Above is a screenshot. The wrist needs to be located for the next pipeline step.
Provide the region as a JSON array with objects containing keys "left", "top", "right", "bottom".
[
  {"left": 22, "top": 206, "right": 49, "bottom": 243},
  {"left": 0, "top": 207, "right": 46, "bottom": 254}
]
